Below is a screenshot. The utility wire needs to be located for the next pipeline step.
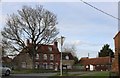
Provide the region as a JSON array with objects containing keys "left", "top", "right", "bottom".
[{"left": 80, "top": 0, "right": 120, "bottom": 21}]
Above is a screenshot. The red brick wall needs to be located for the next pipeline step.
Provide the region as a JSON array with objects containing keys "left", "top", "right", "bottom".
[
  {"left": 35, "top": 44, "right": 60, "bottom": 69},
  {"left": 112, "top": 32, "right": 120, "bottom": 73}
]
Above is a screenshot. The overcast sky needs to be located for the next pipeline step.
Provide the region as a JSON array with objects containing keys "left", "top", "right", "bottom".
[{"left": 0, "top": 1, "right": 119, "bottom": 59}]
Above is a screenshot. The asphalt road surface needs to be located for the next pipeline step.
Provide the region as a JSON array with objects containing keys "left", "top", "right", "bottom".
[
  {"left": 1, "top": 72, "right": 94, "bottom": 78},
  {"left": 2, "top": 73, "right": 57, "bottom": 78},
  {"left": 2, "top": 76, "right": 49, "bottom": 78}
]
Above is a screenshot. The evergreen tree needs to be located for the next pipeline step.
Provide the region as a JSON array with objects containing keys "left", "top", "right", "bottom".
[{"left": 98, "top": 44, "right": 114, "bottom": 58}]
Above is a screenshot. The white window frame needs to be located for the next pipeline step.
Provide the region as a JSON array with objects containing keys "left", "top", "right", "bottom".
[
  {"left": 50, "top": 54, "right": 54, "bottom": 60},
  {"left": 49, "top": 62, "right": 54, "bottom": 69},
  {"left": 43, "top": 54, "right": 47, "bottom": 60},
  {"left": 36, "top": 54, "right": 39, "bottom": 59},
  {"left": 21, "top": 62, "right": 26, "bottom": 68},
  {"left": 97, "top": 65, "right": 99, "bottom": 67},
  {"left": 48, "top": 47, "right": 52, "bottom": 51}
]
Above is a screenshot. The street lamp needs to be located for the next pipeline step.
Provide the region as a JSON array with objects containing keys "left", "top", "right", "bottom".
[{"left": 60, "top": 36, "right": 65, "bottom": 76}]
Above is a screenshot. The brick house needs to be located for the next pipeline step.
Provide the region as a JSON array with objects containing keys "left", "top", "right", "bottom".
[
  {"left": 112, "top": 31, "right": 120, "bottom": 73},
  {"left": 79, "top": 57, "right": 112, "bottom": 71},
  {"left": 12, "top": 41, "right": 60, "bottom": 70},
  {"left": 35, "top": 42, "right": 60, "bottom": 70},
  {"left": 12, "top": 40, "right": 77, "bottom": 70}
]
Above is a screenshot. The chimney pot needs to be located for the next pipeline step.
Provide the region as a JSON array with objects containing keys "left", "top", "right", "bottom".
[
  {"left": 27, "top": 39, "right": 30, "bottom": 46},
  {"left": 54, "top": 42, "right": 58, "bottom": 48}
]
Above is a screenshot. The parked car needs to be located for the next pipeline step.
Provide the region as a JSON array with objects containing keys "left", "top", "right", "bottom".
[{"left": 0, "top": 66, "right": 11, "bottom": 76}]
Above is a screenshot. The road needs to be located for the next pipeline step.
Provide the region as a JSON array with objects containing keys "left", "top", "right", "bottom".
[
  {"left": 1, "top": 71, "right": 111, "bottom": 78},
  {"left": 1, "top": 72, "right": 87, "bottom": 78},
  {"left": 2, "top": 73, "right": 57, "bottom": 78},
  {"left": 1, "top": 71, "right": 97, "bottom": 78}
]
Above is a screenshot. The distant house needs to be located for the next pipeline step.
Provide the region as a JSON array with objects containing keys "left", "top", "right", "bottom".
[
  {"left": 79, "top": 57, "right": 112, "bottom": 71},
  {"left": 62, "top": 52, "right": 75, "bottom": 69}
]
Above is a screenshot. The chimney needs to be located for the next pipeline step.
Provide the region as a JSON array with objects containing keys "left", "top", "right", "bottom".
[
  {"left": 54, "top": 42, "right": 58, "bottom": 48},
  {"left": 26, "top": 39, "right": 30, "bottom": 46}
]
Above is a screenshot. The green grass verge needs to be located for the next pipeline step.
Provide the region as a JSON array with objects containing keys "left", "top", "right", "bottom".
[
  {"left": 80, "top": 71, "right": 109, "bottom": 76},
  {"left": 49, "top": 71, "right": 110, "bottom": 78},
  {"left": 12, "top": 69, "right": 59, "bottom": 74}
]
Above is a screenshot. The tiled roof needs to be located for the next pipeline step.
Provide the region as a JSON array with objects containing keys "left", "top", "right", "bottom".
[
  {"left": 26, "top": 42, "right": 59, "bottom": 54},
  {"left": 79, "top": 57, "right": 111, "bottom": 65},
  {"left": 37, "top": 44, "right": 59, "bottom": 53}
]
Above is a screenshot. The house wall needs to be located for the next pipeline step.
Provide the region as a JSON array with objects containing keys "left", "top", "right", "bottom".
[
  {"left": 33, "top": 43, "right": 61, "bottom": 70},
  {"left": 35, "top": 52, "right": 60, "bottom": 70},
  {"left": 112, "top": 32, "right": 120, "bottom": 73},
  {"left": 62, "top": 60, "right": 74, "bottom": 69},
  {"left": 2, "top": 57, "right": 12, "bottom": 68},
  {"left": 12, "top": 53, "right": 33, "bottom": 69},
  {"left": 83, "top": 64, "right": 110, "bottom": 71},
  {"left": 94, "top": 65, "right": 110, "bottom": 71}
]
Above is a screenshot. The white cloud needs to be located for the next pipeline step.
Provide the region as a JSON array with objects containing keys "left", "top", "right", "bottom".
[
  {"left": 0, "top": 15, "right": 6, "bottom": 23},
  {"left": 70, "top": 40, "right": 104, "bottom": 47},
  {"left": 0, "top": 14, "right": 7, "bottom": 30}
]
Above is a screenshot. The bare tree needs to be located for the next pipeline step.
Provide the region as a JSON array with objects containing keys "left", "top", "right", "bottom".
[
  {"left": 63, "top": 43, "right": 79, "bottom": 64},
  {"left": 63, "top": 43, "right": 77, "bottom": 56},
  {"left": 1, "top": 38, "right": 16, "bottom": 57},
  {"left": 1, "top": 5, "right": 59, "bottom": 68}
]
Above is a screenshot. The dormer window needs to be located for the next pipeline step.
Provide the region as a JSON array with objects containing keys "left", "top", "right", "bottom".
[{"left": 48, "top": 47, "right": 52, "bottom": 51}]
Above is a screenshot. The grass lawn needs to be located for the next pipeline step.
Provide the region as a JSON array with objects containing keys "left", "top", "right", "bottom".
[
  {"left": 12, "top": 69, "right": 59, "bottom": 74},
  {"left": 79, "top": 71, "right": 109, "bottom": 76},
  {"left": 79, "top": 71, "right": 110, "bottom": 78},
  {"left": 12, "top": 69, "right": 117, "bottom": 78},
  {"left": 49, "top": 71, "right": 110, "bottom": 78}
]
